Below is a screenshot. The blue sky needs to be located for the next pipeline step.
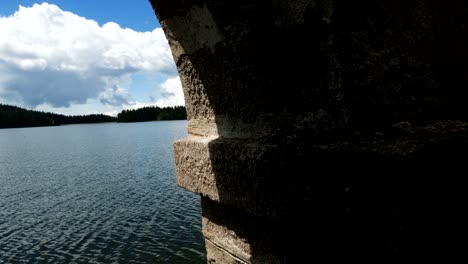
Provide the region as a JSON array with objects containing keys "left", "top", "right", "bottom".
[
  {"left": 0, "top": 1, "right": 183, "bottom": 116},
  {"left": 0, "top": 0, "right": 160, "bottom": 31}
]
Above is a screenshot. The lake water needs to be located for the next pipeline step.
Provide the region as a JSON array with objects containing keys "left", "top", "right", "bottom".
[{"left": 0, "top": 121, "right": 206, "bottom": 263}]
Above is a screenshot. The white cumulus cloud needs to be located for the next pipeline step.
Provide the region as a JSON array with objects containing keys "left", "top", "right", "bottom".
[
  {"left": 0, "top": 3, "right": 179, "bottom": 112},
  {"left": 155, "top": 76, "right": 185, "bottom": 107}
]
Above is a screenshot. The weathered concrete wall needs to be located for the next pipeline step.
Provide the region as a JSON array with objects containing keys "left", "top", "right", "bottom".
[{"left": 150, "top": 0, "right": 468, "bottom": 262}]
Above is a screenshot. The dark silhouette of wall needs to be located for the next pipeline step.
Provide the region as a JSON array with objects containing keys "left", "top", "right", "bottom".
[{"left": 150, "top": 0, "right": 468, "bottom": 262}]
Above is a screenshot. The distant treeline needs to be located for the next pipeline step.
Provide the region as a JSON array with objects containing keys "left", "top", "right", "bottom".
[
  {"left": 117, "top": 106, "right": 187, "bottom": 123},
  {"left": 0, "top": 104, "right": 116, "bottom": 129},
  {"left": 0, "top": 103, "right": 187, "bottom": 129}
]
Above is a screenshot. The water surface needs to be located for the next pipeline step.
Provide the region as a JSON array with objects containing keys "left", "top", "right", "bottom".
[{"left": 0, "top": 121, "right": 205, "bottom": 263}]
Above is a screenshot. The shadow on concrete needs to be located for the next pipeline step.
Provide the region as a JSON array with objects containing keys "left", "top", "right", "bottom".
[{"left": 152, "top": 0, "right": 468, "bottom": 262}]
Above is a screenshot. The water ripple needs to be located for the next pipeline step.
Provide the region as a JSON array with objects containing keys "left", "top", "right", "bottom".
[{"left": 0, "top": 121, "right": 206, "bottom": 263}]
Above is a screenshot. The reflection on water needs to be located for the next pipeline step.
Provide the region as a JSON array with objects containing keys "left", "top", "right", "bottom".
[{"left": 0, "top": 121, "right": 206, "bottom": 263}]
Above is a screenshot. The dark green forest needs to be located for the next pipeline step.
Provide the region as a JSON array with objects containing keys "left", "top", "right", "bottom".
[
  {"left": 0, "top": 104, "right": 116, "bottom": 129},
  {"left": 117, "top": 106, "right": 187, "bottom": 123},
  {"left": 0, "top": 104, "right": 187, "bottom": 129}
]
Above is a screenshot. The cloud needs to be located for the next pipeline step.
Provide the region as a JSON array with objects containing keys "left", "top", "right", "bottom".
[
  {"left": 155, "top": 76, "right": 185, "bottom": 107},
  {"left": 0, "top": 3, "right": 178, "bottom": 110}
]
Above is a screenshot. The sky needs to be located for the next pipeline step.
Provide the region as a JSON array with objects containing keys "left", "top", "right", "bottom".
[{"left": 0, "top": 1, "right": 184, "bottom": 116}]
